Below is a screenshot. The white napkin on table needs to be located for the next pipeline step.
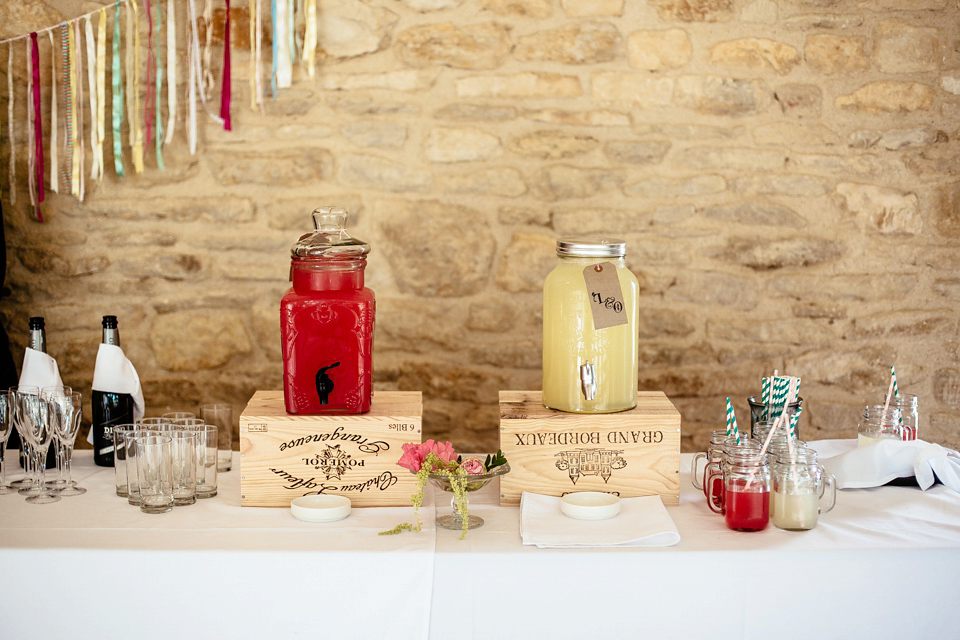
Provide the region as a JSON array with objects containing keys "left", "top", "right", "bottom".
[
  {"left": 86, "top": 343, "right": 145, "bottom": 443},
  {"left": 821, "top": 439, "right": 960, "bottom": 493},
  {"left": 520, "top": 492, "right": 681, "bottom": 549},
  {"left": 18, "top": 347, "right": 64, "bottom": 389}
]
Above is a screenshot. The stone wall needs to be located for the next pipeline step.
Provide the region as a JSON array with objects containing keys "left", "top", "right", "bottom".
[{"left": 1, "top": 0, "right": 959, "bottom": 452}]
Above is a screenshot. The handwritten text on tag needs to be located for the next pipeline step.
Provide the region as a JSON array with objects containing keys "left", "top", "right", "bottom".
[{"left": 582, "top": 262, "right": 628, "bottom": 330}]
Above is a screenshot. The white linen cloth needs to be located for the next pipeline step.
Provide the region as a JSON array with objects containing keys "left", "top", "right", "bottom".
[
  {"left": 822, "top": 438, "right": 960, "bottom": 492},
  {"left": 520, "top": 492, "right": 680, "bottom": 548},
  {"left": 86, "top": 343, "right": 145, "bottom": 443},
  {"left": 18, "top": 347, "right": 64, "bottom": 389},
  {"left": 91, "top": 343, "right": 144, "bottom": 420}
]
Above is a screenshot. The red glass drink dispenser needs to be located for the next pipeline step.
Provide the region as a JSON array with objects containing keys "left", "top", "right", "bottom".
[{"left": 281, "top": 207, "right": 375, "bottom": 414}]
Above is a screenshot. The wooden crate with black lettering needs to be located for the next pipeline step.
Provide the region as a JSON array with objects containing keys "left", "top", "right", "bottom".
[
  {"left": 499, "top": 390, "right": 681, "bottom": 506},
  {"left": 239, "top": 390, "right": 422, "bottom": 507}
]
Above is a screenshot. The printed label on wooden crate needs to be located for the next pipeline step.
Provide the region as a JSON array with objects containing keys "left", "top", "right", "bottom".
[
  {"left": 499, "top": 390, "right": 681, "bottom": 506},
  {"left": 240, "top": 390, "right": 422, "bottom": 507}
]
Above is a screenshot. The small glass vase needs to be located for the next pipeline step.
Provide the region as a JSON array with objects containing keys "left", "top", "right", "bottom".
[{"left": 427, "top": 463, "right": 510, "bottom": 531}]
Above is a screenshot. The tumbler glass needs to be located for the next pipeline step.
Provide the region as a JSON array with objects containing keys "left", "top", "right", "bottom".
[
  {"left": 136, "top": 434, "right": 174, "bottom": 514},
  {"left": 182, "top": 424, "right": 217, "bottom": 498},
  {"left": 170, "top": 429, "right": 198, "bottom": 506},
  {"left": 200, "top": 403, "right": 233, "bottom": 472}
]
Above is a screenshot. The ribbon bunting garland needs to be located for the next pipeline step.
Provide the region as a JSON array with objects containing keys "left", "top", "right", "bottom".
[{"left": 0, "top": 0, "right": 237, "bottom": 217}]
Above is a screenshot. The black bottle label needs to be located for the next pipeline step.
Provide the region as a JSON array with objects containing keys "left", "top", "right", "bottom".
[{"left": 92, "top": 390, "right": 134, "bottom": 467}]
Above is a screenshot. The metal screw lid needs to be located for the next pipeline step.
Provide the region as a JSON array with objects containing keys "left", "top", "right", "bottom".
[{"left": 556, "top": 237, "right": 626, "bottom": 258}]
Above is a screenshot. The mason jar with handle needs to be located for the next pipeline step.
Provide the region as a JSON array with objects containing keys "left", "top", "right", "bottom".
[
  {"left": 772, "top": 449, "right": 836, "bottom": 531},
  {"left": 542, "top": 237, "right": 639, "bottom": 413}
]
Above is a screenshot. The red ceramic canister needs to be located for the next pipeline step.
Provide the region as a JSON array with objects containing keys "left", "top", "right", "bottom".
[{"left": 280, "top": 207, "right": 374, "bottom": 414}]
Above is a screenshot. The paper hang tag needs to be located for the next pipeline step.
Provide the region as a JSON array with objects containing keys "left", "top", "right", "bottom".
[{"left": 582, "top": 262, "right": 628, "bottom": 330}]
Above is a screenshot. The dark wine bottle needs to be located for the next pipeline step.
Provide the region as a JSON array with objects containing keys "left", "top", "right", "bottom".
[
  {"left": 14, "top": 317, "right": 56, "bottom": 468},
  {"left": 92, "top": 316, "right": 134, "bottom": 467}
]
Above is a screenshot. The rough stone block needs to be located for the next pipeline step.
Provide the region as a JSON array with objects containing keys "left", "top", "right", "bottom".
[
  {"left": 701, "top": 201, "right": 807, "bottom": 227},
  {"left": 467, "top": 302, "right": 517, "bottom": 332},
  {"left": 315, "top": 0, "right": 399, "bottom": 59},
  {"left": 603, "top": 140, "right": 671, "bottom": 164},
  {"left": 338, "top": 154, "right": 432, "bottom": 192},
  {"left": 426, "top": 126, "right": 502, "bottom": 163},
  {"left": 624, "top": 175, "right": 726, "bottom": 197},
  {"left": 934, "top": 369, "right": 960, "bottom": 409},
  {"left": 673, "top": 76, "right": 772, "bottom": 115},
  {"left": 664, "top": 271, "right": 759, "bottom": 308},
  {"left": 774, "top": 83, "right": 822, "bottom": 118},
  {"left": 508, "top": 130, "right": 599, "bottom": 159},
  {"left": 849, "top": 311, "right": 955, "bottom": 339},
  {"left": 752, "top": 122, "right": 840, "bottom": 146},
  {"left": 784, "top": 14, "right": 863, "bottom": 29},
  {"left": 648, "top": 0, "right": 735, "bottom": 22},
  {"left": 835, "top": 82, "right": 935, "bottom": 113},
  {"left": 319, "top": 69, "right": 439, "bottom": 92},
  {"left": 208, "top": 149, "right": 333, "bottom": 186},
  {"left": 514, "top": 21, "right": 622, "bottom": 65},
  {"left": 521, "top": 108, "right": 630, "bottom": 127},
  {"left": 530, "top": 165, "right": 624, "bottom": 201},
  {"left": 435, "top": 103, "right": 517, "bottom": 121},
  {"left": 481, "top": 0, "right": 553, "bottom": 18},
  {"left": 395, "top": 21, "right": 512, "bottom": 69},
  {"left": 627, "top": 29, "right": 692, "bottom": 70},
  {"left": 436, "top": 167, "right": 527, "bottom": 196},
  {"left": 710, "top": 38, "right": 799, "bottom": 75},
  {"left": 934, "top": 181, "right": 960, "bottom": 237},
  {"left": 592, "top": 72, "right": 674, "bottom": 107},
  {"left": 341, "top": 121, "right": 408, "bottom": 148},
  {"left": 561, "top": 0, "right": 624, "bottom": 16},
  {"left": 495, "top": 233, "right": 557, "bottom": 292},
  {"left": 804, "top": 34, "right": 869, "bottom": 74},
  {"left": 730, "top": 175, "right": 830, "bottom": 197},
  {"left": 498, "top": 205, "right": 551, "bottom": 226},
  {"left": 672, "top": 146, "right": 785, "bottom": 172},
  {"left": 151, "top": 310, "right": 252, "bottom": 371},
  {"left": 837, "top": 182, "right": 922, "bottom": 235},
  {"left": 712, "top": 236, "right": 844, "bottom": 270},
  {"left": 707, "top": 318, "right": 836, "bottom": 346},
  {"left": 457, "top": 72, "right": 583, "bottom": 98},
  {"left": 872, "top": 18, "right": 940, "bottom": 73},
  {"left": 377, "top": 199, "right": 496, "bottom": 297}
]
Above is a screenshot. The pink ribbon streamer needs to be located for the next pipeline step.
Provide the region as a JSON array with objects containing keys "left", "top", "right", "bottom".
[
  {"left": 30, "top": 33, "right": 44, "bottom": 221},
  {"left": 220, "top": 0, "right": 231, "bottom": 130},
  {"left": 145, "top": 0, "right": 155, "bottom": 147}
]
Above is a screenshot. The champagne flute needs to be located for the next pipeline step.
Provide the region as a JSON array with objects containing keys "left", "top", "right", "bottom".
[
  {"left": 0, "top": 391, "right": 16, "bottom": 494},
  {"left": 9, "top": 385, "right": 39, "bottom": 491},
  {"left": 48, "top": 391, "right": 86, "bottom": 496},
  {"left": 18, "top": 392, "right": 60, "bottom": 504},
  {"left": 41, "top": 386, "right": 72, "bottom": 491}
]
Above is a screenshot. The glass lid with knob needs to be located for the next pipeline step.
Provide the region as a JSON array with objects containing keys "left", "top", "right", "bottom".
[{"left": 291, "top": 207, "right": 370, "bottom": 260}]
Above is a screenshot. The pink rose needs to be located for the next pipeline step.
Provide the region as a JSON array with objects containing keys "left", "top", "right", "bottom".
[
  {"left": 460, "top": 457, "right": 485, "bottom": 475},
  {"left": 427, "top": 440, "right": 458, "bottom": 466},
  {"left": 397, "top": 442, "right": 426, "bottom": 472}
]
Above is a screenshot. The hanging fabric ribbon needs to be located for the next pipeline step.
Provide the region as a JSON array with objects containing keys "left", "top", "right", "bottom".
[
  {"left": 26, "top": 39, "right": 36, "bottom": 210},
  {"left": 66, "top": 25, "right": 80, "bottom": 197},
  {"left": 270, "top": 0, "right": 277, "bottom": 97},
  {"left": 303, "top": 0, "right": 316, "bottom": 78},
  {"left": 275, "top": 0, "right": 291, "bottom": 89},
  {"left": 30, "top": 33, "right": 44, "bottom": 220},
  {"left": 127, "top": 0, "right": 144, "bottom": 174},
  {"left": 96, "top": 9, "right": 107, "bottom": 182},
  {"left": 249, "top": 0, "right": 256, "bottom": 109},
  {"left": 187, "top": 24, "right": 197, "bottom": 154},
  {"left": 255, "top": 0, "right": 264, "bottom": 110},
  {"left": 144, "top": 0, "right": 155, "bottom": 150},
  {"left": 112, "top": 2, "right": 124, "bottom": 177},
  {"left": 293, "top": 0, "right": 302, "bottom": 63},
  {"left": 202, "top": 0, "right": 214, "bottom": 95},
  {"left": 220, "top": 0, "right": 231, "bottom": 130},
  {"left": 186, "top": 0, "right": 223, "bottom": 126},
  {"left": 48, "top": 31, "right": 58, "bottom": 194},
  {"left": 155, "top": 0, "right": 164, "bottom": 169},
  {"left": 8, "top": 44, "right": 17, "bottom": 205},
  {"left": 165, "top": 0, "right": 176, "bottom": 145},
  {"left": 287, "top": 0, "right": 295, "bottom": 74},
  {"left": 61, "top": 26, "right": 72, "bottom": 194},
  {"left": 84, "top": 17, "right": 99, "bottom": 181},
  {"left": 73, "top": 20, "right": 85, "bottom": 201}
]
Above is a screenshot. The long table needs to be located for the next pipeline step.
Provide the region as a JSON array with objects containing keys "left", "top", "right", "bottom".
[{"left": 2, "top": 442, "right": 959, "bottom": 639}]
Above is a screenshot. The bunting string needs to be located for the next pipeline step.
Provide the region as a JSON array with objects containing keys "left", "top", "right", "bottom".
[
  {"left": 8, "top": 44, "right": 17, "bottom": 205},
  {"left": 220, "top": 0, "right": 231, "bottom": 130},
  {"left": 156, "top": 0, "right": 165, "bottom": 169},
  {"left": 165, "top": 0, "right": 177, "bottom": 145},
  {"left": 48, "top": 31, "right": 58, "bottom": 194},
  {"left": 26, "top": 39, "right": 36, "bottom": 210},
  {"left": 96, "top": 10, "right": 107, "bottom": 183},
  {"left": 30, "top": 34, "right": 44, "bottom": 218},
  {"left": 74, "top": 19, "right": 85, "bottom": 201},
  {"left": 112, "top": 2, "right": 125, "bottom": 177}
]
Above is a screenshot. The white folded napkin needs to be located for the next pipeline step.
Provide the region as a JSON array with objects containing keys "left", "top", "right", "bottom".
[
  {"left": 821, "top": 439, "right": 960, "bottom": 493},
  {"left": 520, "top": 492, "right": 681, "bottom": 549},
  {"left": 87, "top": 343, "right": 145, "bottom": 444},
  {"left": 18, "top": 347, "right": 64, "bottom": 390}
]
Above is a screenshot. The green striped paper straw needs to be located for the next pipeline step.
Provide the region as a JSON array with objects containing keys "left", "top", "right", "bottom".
[
  {"left": 891, "top": 365, "right": 899, "bottom": 398},
  {"left": 726, "top": 397, "right": 739, "bottom": 444}
]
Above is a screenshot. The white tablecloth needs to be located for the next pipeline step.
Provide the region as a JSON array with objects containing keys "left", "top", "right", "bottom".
[{"left": 2, "top": 442, "right": 960, "bottom": 640}]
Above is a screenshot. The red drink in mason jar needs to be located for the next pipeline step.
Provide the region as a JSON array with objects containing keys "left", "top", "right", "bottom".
[{"left": 280, "top": 207, "right": 375, "bottom": 414}]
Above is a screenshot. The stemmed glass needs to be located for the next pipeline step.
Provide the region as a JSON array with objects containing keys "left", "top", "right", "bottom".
[
  {"left": 16, "top": 390, "right": 60, "bottom": 504},
  {"left": 9, "top": 385, "right": 39, "bottom": 491},
  {"left": 41, "top": 386, "right": 72, "bottom": 492},
  {"left": 0, "top": 391, "right": 17, "bottom": 494},
  {"left": 46, "top": 390, "right": 86, "bottom": 496}
]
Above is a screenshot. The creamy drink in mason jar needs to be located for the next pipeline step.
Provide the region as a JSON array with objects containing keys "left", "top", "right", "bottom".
[{"left": 542, "top": 237, "right": 639, "bottom": 413}]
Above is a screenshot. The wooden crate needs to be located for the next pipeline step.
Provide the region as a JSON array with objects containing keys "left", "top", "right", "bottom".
[
  {"left": 499, "top": 390, "right": 681, "bottom": 506},
  {"left": 239, "top": 390, "right": 422, "bottom": 507}
]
